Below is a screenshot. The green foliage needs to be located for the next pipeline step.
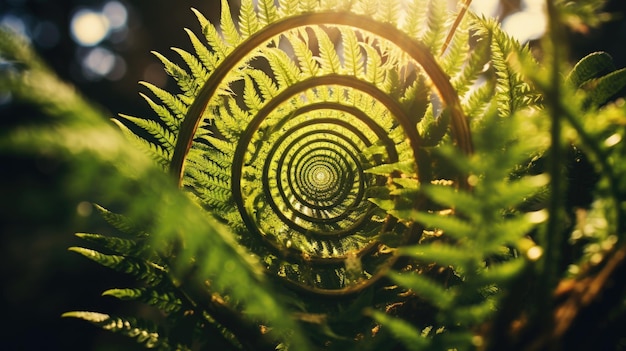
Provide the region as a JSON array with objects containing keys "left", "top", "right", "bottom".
[
  {"left": 3, "top": 0, "right": 626, "bottom": 350},
  {"left": 371, "top": 102, "right": 550, "bottom": 349},
  {"left": 61, "top": 312, "right": 172, "bottom": 349}
]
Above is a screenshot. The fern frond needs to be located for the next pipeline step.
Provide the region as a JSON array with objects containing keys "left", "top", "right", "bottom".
[
  {"left": 313, "top": 27, "right": 342, "bottom": 74},
  {"left": 75, "top": 233, "right": 141, "bottom": 256},
  {"left": 93, "top": 204, "right": 148, "bottom": 237},
  {"left": 243, "top": 74, "right": 264, "bottom": 113},
  {"left": 355, "top": 0, "right": 379, "bottom": 17},
  {"left": 439, "top": 15, "right": 470, "bottom": 79},
  {"left": 112, "top": 119, "right": 171, "bottom": 168},
  {"left": 212, "top": 99, "right": 250, "bottom": 140},
  {"left": 402, "top": 0, "right": 429, "bottom": 39},
  {"left": 566, "top": 51, "right": 615, "bottom": 88},
  {"left": 585, "top": 67, "right": 626, "bottom": 108},
  {"left": 220, "top": 0, "right": 242, "bottom": 47},
  {"left": 118, "top": 114, "right": 176, "bottom": 152},
  {"left": 340, "top": 27, "right": 365, "bottom": 78},
  {"left": 462, "top": 80, "right": 494, "bottom": 120},
  {"left": 279, "top": 0, "right": 301, "bottom": 17},
  {"left": 389, "top": 272, "right": 455, "bottom": 310},
  {"left": 184, "top": 28, "right": 220, "bottom": 72},
  {"left": 266, "top": 49, "right": 303, "bottom": 89},
  {"left": 421, "top": 0, "right": 449, "bottom": 52},
  {"left": 288, "top": 29, "right": 320, "bottom": 77},
  {"left": 479, "top": 259, "right": 525, "bottom": 285},
  {"left": 399, "top": 242, "right": 474, "bottom": 269},
  {"left": 299, "top": 0, "right": 320, "bottom": 13},
  {"left": 248, "top": 69, "right": 280, "bottom": 101},
  {"left": 199, "top": 134, "right": 237, "bottom": 156},
  {"left": 369, "top": 310, "right": 429, "bottom": 351},
  {"left": 483, "top": 18, "right": 536, "bottom": 117},
  {"left": 62, "top": 312, "right": 169, "bottom": 349},
  {"left": 139, "top": 81, "right": 189, "bottom": 120},
  {"left": 400, "top": 211, "right": 474, "bottom": 240},
  {"left": 152, "top": 51, "right": 198, "bottom": 97},
  {"left": 68, "top": 247, "right": 166, "bottom": 285},
  {"left": 239, "top": 0, "right": 260, "bottom": 39},
  {"left": 362, "top": 43, "right": 386, "bottom": 85},
  {"left": 171, "top": 47, "right": 209, "bottom": 87},
  {"left": 192, "top": 7, "right": 229, "bottom": 59},
  {"left": 382, "top": 63, "right": 402, "bottom": 97},
  {"left": 452, "top": 31, "right": 490, "bottom": 97},
  {"left": 103, "top": 288, "right": 183, "bottom": 314},
  {"left": 138, "top": 93, "right": 180, "bottom": 133},
  {"left": 419, "top": 183, "right": 479, "bottom": 215},
  {"left": 258, "top": 0, "right": 279, "bottom": 25},
  {"left": 375, "top": 0, "right": 401, "bottom": 26}
]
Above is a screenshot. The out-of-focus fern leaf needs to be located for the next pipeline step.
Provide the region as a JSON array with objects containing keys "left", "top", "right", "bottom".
[
  {"left": 278, "top": 0, "right": 301, "bottom": 17},
  {"left": 376, "top": 0, "right": 400, "bottom": 26},
  {"left": 258, "top": 0, "right": 279, "bottom": 25},
  {"left": 369, "top": 310, "right": 428, "bottom": 351},
  {"left": 2, "top": 25, "right": 312, "bottom": 350},
  {"left": 62, "top": 312, "right": 173, "bottom": 349},
  {"left": 75, "top": 233, "right": 141, "bottom": 256},
  {"left": 369, "top": 96, "right": 546, "bottom": 348},
  {"left": 403, "top": 0, "right": 429, "bottom": 39},
  {"left": 585, "top": 67, "right": 626, "bottom": 107},
  {"left": 298, "top": 0, "right": 319, "bottom": 12},
  {"left": 103, "top": 288, "right": 183, "bottom": 314},
  {"left": 399, "top": 243, "right": 473, "bottom": 269},
  {"left": 389, "top": 272, "right": 455, "bottom": 310},
  {"left": 93, "top": 204, "right": 148, "bottom": 237},
  {"left": 68, "top": 247, "right": 166, "bottom": 286},
  {"left": 421, "top": 0, "right": 448, "bottom": 52},
  {"left": 356, "top": 0, "right": 379, "bottom": 17}
]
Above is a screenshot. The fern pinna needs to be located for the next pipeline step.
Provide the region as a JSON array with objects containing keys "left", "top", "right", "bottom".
[{"left": 63, "top": 0, "right": 556, "bottom": 350}]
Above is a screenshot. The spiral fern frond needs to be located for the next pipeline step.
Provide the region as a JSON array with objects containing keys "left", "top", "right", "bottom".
[{"left": 69, "top": 0, "right": 553, "bottom": 348}]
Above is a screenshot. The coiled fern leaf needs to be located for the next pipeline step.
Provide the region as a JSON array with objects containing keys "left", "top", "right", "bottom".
[{"left": 62, "top": 0, "right": 557, "bottom": 349}]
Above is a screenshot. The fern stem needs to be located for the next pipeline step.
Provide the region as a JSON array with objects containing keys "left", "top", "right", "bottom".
[
  {"left": 440, "top": 0, "right": 473, "bottom": 56},
  {"left": 539, "top": 1, "right": 567, "bottom": 348}
]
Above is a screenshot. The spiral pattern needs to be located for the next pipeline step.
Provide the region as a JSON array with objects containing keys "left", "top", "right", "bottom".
[
  {"left": 242, "top": 101, "right": 396, "bottom": 242},
  {"left": 168, "top": 11, "right": 472, "bottom": 295},
  {"left": 231, "top": 84, "right": 408, "bottom": 292}
]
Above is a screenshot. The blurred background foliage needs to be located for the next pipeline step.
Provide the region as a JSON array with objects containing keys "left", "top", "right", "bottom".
[{"left": 0, "top": 0, "right": 625, "bottom": 350}]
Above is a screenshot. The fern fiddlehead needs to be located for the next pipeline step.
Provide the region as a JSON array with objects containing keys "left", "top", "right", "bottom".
[
  {"left": 63, "top": 0, "right": 550, "bottom": 348},
  {"left": 148, "top": 2, "right": 474, "bottom": 296}
]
